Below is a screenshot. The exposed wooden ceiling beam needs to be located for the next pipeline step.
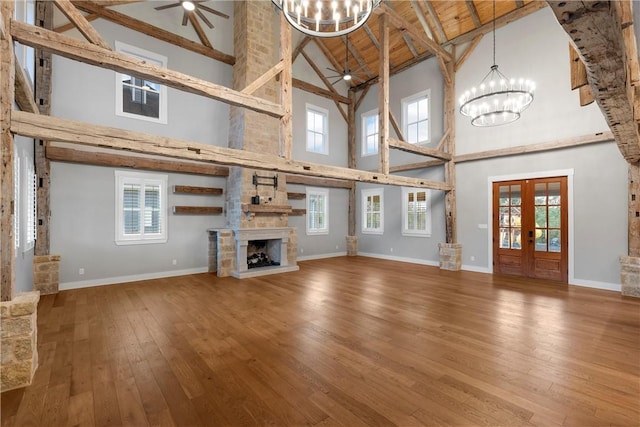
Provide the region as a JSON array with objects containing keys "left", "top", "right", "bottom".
[
  {"left": 465, "top": 0, "right": 482, "bottom": 28},
  {"left": 241, "top": 61, "right": 283, "bottom": 95},
  {"left": 312, "top": 38, "right": 343, "bottom": 76},
  {"left": 188, "top": 13, "right": 212, "bottom": 49},
  {"left": 409, "top": 0, "right": 436, "bottom": 43},
  {"left": 286, "top": 175, "right": 352, "bottom": 189},
  {"left": 361, "top": 23, "right": 394, "bottom": 68},
  {"left": 14, "top": 61, "right": 39, "bottom": 114},
  {"left": 292, "top": 78, "right": 350, "bottom": 105},
  {"left": 292, "top": 36, "right": 311, "bottom": 62},
  {"left": 70, "top": 1, "right": 235, "bottom": 65},
  {"left": 10, "top": 21, "right": 281, "bottom": 118},
  {"left": 299, "top": 49, "right": 348, "bottom": 121},
  {"left": 12, "top": 111, "right": 452, "bottom": 191},
  {"left": 384, "top": 1, "right": 419, "bottom": 58},
  {"left": 54, "top": 13, "right": 98, "bottom": 33},
  {"left": 454, "top": 34, "right": 483, "bottom": 72},
  {"left": 389, "top": 137, "right": 452, "bottom": 161},
  {"left": 346, "top": 39, "right": 374, "bottom": 78},
  {"left": 53, "top": 0, "right": 109, "bottom": 49},
  {"left": 388, "top": 159, "right": 446, "bottom": 173},
  {"left": 375, "top": 4, "right": 452, "bottom": 62},
  {"left": 422, "top": 0, "right": 447, "bottom": 43},
  {"left": 548, "top": 1, "right": 640, "bottom": 164}
]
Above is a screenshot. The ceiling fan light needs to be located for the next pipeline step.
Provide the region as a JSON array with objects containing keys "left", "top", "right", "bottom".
[
  {"left": 182, "top": 1, "right": 196, "bottom": 11},
  {"left": 343, "top": 73, "right": 352, "bottom": 81}
]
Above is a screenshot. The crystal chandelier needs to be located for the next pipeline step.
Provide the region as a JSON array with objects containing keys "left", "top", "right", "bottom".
[
  {"left": 272, "top": 0, "right": 382, "bottom": 38},
  {"left": 458, "top": 1, "right": 535, "bottom": 126}
]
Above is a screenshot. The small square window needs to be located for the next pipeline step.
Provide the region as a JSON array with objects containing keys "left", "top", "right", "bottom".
[
  {"left": 361, "top": 109, "right": 378, "bottom": 156},
  {"left": 402, "top": 90, "right": 430, "bottom": 145},
  {"left": 402, "top": 187, "right": 431, "bottom": 237},
  {"left": 306, "top": 104, "right": 328, "bottom": 154},
  {"left": 362, "top": 188, "right": 383, "bottom": 235}
]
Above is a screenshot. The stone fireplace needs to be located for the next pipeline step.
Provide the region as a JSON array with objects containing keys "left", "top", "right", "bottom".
[{"left": 207, "top": 1, "right": 298, "bottom": 279}]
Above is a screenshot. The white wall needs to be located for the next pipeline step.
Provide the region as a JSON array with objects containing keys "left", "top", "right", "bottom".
[{"left": 14, "top": 136, "right": 35, "bottom": 294}]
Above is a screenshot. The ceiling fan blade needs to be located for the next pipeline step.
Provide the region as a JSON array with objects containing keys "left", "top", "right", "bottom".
[
  {"left": 326, "top": 67, "right": 343, "bottom": 74},
  {"left": 196, "top": 9, "right": 214, "bottom": 29},
  {"left": 154, "top": 2, "right": 181, "bottom": 11},
  {"left": 197, "top": 3, "right": 230, "bottom": 19},
  {"left": 182, "top": 10, "right": 189, "bottom": 26}
]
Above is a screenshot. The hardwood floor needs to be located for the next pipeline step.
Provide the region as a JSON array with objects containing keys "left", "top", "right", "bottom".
[{"left": 2, "top": 256, "right": 639, "bottom": 426}]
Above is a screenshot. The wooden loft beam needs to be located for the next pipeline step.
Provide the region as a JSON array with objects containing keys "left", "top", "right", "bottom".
[
  {"left": 241, "top": 61, "right": 283, "bottom": 95},
  {"left": 548, "top": 1, "right": 640, "bottom": 163},
  {"left": 292, "top": 36, "right": 311, "bottom": 62},
  {"left": 14, "top": 61, "right": 39, "bottom": 114},
  {"left": 388, "top": 160, "right": 446, "bottom": 173},
  {"left": 46, "top": 146, "right": 230, "bottom": 176},
  {"left": 54, "top": 13, "right": 98, "bottom": 33},
  {"left": 346, "top": 39, "right": 374, "bottom": 78},
  {"left": 286, "top": 175, "right": 353, "bottom": 189},
  {"left": 312, "top": 38, "right": 343, "bottom": 75},
  {"left": 10, "top": 21, "right": 283, "bottom": 118},
  {"left": 454, "top": 34, "right": 482, "bottom": 72},
  {"left": 292, "top": 78, "right": 350, "bottom": 105},
  {"left": 466, "top": 0, "right": 482, "bottom": 28},
  {"left": 70, "top": 1, "right": 235, "bottom": 65},
  {"left": 389, "top": 138, "right": 452, "bottom": 161},
  {"left": 12, "top": 111, "right": 452, "bottom": 191},
  {"left": 52, "top": 0, "right": 109, "bottom": 49}
]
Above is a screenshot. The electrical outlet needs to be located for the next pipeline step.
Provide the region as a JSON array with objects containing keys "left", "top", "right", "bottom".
[
  {"left": 470, "top": 256, "right": 475, "bottom": 261},
  {"left": 172, "top": 259, "right": 177, "bottom": 265},
  {"left": 390, "top": 248, "right": 394, "bottom": 253},
  {"left": 79, "top": 268, "right": 85, "bottom": 275},
  {"left": 300, "top": 248, "right": 304, "bottom": 253}
]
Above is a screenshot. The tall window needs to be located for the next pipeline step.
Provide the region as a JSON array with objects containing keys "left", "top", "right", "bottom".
[
  {"left": 402, "top": 90, "right": 430, "bottom": 145},
  {"left": 14, "top": 148, "right": 20, "bottom": 249},
  {"left": 306, "top": 188, "right": 329, "bottom": 235},
  {"left": 362, "top": 188, "right": 383, "bottom": 234},
  {"left": 306, "top": 104, "right": 328, "bottom": 154},
  {"left": 402, "top": 187, "right": 431, "bottom": 237},
  {"left": 115, "top": 42, "right": 167, "bottom": 124},
  {"left": 115, "top": 171, "right": 167, "bottom": 245},
  {"left": 24, "top": 157, "right": 36, "bottom": 251},
  {"left": 361, "top": 109, "right": 378, "bottom": 156}
]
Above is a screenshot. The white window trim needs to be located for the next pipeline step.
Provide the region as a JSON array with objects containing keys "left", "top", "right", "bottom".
[
  {"left": 115, "top": 41, "right": 167, "bottom": 124},
  {"left": 24, "top": 155, "right": 36, "bottom": 252},
  {"left": 14, "top": 146, "right": 20, "bottom": 250},
  {"left": 306, "top": 103, "right": 329, "bottom": 155},
  {"left": 402, "top": 187, "right": 432, "bottom": 237},
  {"left": 361, "top": 188, "right": 384, "bottom": 235},
  {"left": 306, "top": 187, "right": 329, "bottom": 235},
  {"left": 115, "top": 170, "right": 168, "bottom": 245},
  {"left": 402, "top": 89, "right": 430, "bottom": 145},
  {"left": 361, "top": 108, "right": 379, "bottom": 157}
]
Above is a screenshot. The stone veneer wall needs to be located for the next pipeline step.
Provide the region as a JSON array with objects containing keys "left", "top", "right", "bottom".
[
  {"left": 33, "top": 254, "right": 60, "bottom": 295},
  {"left": 439, "top": 243, "right": 462, "bottom": 271},
  {"left": 346, "top": 236, "right": 358, "bottom": 256},
  {"left": 621, "top": 256, "right": 640, "bottom": 297},
  {"left": 1, "top": 291, "right": 39, "bottom": 391}
]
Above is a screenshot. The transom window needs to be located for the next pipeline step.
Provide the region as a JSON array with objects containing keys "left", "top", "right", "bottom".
[
  {"left": 402, "top": 90, "right": 430, "bottom": 145},
  {"left": 306, "top": 104, "right": 328, "bottom": 154},
  {"left": 362, "top": 188, "right": 383, "bottom": 234},
  {"left": 361, "top": 109, "right": 379, "bottom": 156},
  {"left": 402, "top": 187, "right": 431, "bottom": 237},
  {"left": 115, "top": 171, "right": 167, "bottom": 245},
  {"left": 115, "top": 42, "right": 167, "bottom": 124},
  {"left": 306, "top": 188, "right": 329, "bottom": 235}
]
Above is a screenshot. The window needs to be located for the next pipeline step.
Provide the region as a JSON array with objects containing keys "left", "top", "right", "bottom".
[
  {"left": 14, "top": 0, "right": 35, "bottom": 80},
  {"left": 362, "top": 188, "right": 383, "bottom": 234},
  {"left": 115, "top": 171, "right": 167, "bottom": 245},
  {"left": 402, "top": 90, "right": 430, "bottom": 145},
  {"left": 306, "top": 188, "right": 329, "bottom": 235},
  {"left": 24, "top": 156, "right": 36, "bottom": 251},
  {"left": 402, "top": 187, "right": 431, "bottom": 237},
  {"left": 115, "top": 42, "right": 167, "bottom": 123},
  {"left": 361, "top": 109, "right": 378, "bottom": 156},
  {"left": 306, "top": 104, "right": 328, "bottom": 154},
  {"left": 14, "top": 148, "right": 20, "bottom": 249}
]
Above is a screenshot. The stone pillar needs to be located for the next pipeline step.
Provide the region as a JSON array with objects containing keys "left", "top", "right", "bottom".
[
  {"left": 1, "top": 291, "right": 39, "bottom": 391},
  {"left": 217, "top": 230, "right": 235, "bottom": 277},
  {"left": 439, "top": 243, "right": 462, "bottom": 271},
  {"left": 288, "top": 227, "right": 297, "bottom": 264},
  {"left": 346, "top": 236, "right": 358, "bottom": 256},
  {"left": 33, "top": 254, "right": 60, "bottom": 295},
  {"left": 621, "top": 256, "right": 640, "bottom": 297}
]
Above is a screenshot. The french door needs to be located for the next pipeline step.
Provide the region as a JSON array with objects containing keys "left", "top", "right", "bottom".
[{"left": 493, "top": 177, "right": 568, "bottom": 282}]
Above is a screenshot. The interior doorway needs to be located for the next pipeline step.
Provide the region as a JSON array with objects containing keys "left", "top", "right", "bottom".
[{"left": 492, "top": 176, "right": 568, "bottom": 282}]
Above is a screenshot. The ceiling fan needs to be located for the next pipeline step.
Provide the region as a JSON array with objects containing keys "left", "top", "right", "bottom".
[
  {"left": 326, "top": 36, "right": 367, "bottom": 86},
  {"left": 154, "top": 1, "right": 229, "bottom": 29}
]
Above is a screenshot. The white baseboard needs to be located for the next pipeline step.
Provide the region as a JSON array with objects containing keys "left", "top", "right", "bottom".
[
  {"left": 461, "top": 264, "right": 492, "bottom": 274},
  {"left": 358, "top": 252, "right": 440, "bottom": 267},
  {"left": 569, "top": 278, "right": 621, "bottom": 292},
  {"left": 298, "top": 252, "right": 347, "bottom": 261},
  {"left": 59, "top": 267, "right": 209, "bottom": 291}
]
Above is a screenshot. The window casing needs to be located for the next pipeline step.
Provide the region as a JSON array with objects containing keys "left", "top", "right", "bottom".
[
  {"left": 14, "top": 148, "right": 20, "bottom": 250},
  {"left": 402, "top": 187, "right": 431, "bottom": 237},
  {"left": 361, "top": 109, "right": 379, "bottom": 156},
  {"left": 402, "top": 90, "right": 430, "bottom": 145},
  {"left": 362, "top": 188, "right": 383, "bottom": 235},
  {"left": 14, "top": 0, "right": 35, "bottom": 81},
  {"left": 115, "top": 42, "right": 167, "bottom": 124},
  {"left": 306, "top": 188, "right": 329, "bottom": 235},
  {"left": 115, "top": 171, "right": 168, "bottom": 245},
  {"left": 24, "top": 157, "right": 36, "bottom": 252},
  {"left": 306, "top": 104, "right": 328, "bottom": 154}
]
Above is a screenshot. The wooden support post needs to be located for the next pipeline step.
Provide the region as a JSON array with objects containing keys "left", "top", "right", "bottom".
[
  {"left": 279, "top": 14, "right": 292, "bottom": 160},
  {"left": 34, "top": 0, "right": 53, "bottom": 256},
  {"left": 630, "top": 163, "right": 640, "bottom": 257},
  {"left": 0, "top": 0, "right": 15, "bottom": 301},
  {"left": 444, "top": 54, "right": 456, "bottom": 244},
  {"left": 348, "top": 90, "right": 356, "bottom": 237},
  {"left": 378, "top": 13, "right": 390, "bottom": 175}
]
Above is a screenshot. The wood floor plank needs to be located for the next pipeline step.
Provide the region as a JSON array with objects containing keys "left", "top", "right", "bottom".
[{"left": 2, "top": 257, "right": 639, "bottom": 426}]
